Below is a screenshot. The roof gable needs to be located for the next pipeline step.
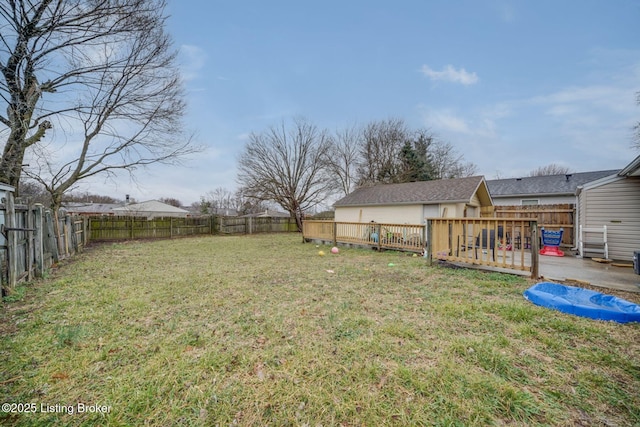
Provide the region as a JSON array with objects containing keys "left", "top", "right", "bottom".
[
  {"left": 334, "top": 176, "right": 489, "bottom": 207},
  {"left": 486, "top": 170, "right": 618, "bottom": 198},
  {"left": 618, "top": 154, "right": 640, "bottom": 177}
]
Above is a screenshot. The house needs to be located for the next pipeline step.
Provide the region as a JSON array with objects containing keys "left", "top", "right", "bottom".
[
  {"left": 111, "top": 200, "right": 190, "bottom": 219},
  {"left": 576, "top": 155, "right": 640, "bottom": 262},
  {"left": 486, "top": 170, "right": 618, "bottom": 206},
  {"left": 333, "top": 176, "right": 493, "bottom": 224},
  {"left": 62, "top": 202, "right": 121, "bottom": 216}
]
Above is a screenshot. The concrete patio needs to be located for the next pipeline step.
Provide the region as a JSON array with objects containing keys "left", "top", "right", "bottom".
[
  {"left": 539, "top": 254, "right": 640, "bottom": 293},
  {"left": 447, "top": 250, "right": 640, "bottom": 293}
]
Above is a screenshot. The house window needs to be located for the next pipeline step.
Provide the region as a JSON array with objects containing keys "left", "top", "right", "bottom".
[{"left": 521, "top": 199, "right": 539, "bottom": 206}]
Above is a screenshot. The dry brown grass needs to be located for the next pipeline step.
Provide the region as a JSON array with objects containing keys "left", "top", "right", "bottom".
[{"left": 1, "top": 234, "right": 639, "bottom": 426}]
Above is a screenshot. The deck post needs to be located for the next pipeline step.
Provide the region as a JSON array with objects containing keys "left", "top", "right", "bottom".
[
  {"left": 530, "top": 220, "right": 540, "bottom": 278},
  {"left": 425, "top": 220, "right": 433, "bottom": 265},
  {"left": 332, "top": 221, "right": 337, "bottom": 246}
]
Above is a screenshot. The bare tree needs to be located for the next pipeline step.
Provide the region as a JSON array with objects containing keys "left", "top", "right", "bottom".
[
  {"left": 528, "top": 164, "right": 572, "bottom": 176},
  {"left": 430, "top": 140, "right": 477, "bottom": 179},
  {"left": 325, "top": 125, "right": 361, "bottom": 196},
  {"left": 237, "top": 118, "right": 333, "bottom": 230},
  {"left": 0, "top": 0, "right": 197, "bottom": 209},
  {"left": 159, "top": 197, "right": 182, "bottom": 208},
  {"left": 206, "top": 187, "right": 236, "bottom": 211},
  {"left": 356, "top": 118, "right": 409, "bottom": 186}
]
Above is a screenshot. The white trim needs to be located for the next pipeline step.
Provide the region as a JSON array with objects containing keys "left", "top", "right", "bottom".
[
  {"left": 578, "top": 173, "right": 621, "bottom": 192},
  {"left": 0, "top": 183, "right": 15, "bottom": 193}
]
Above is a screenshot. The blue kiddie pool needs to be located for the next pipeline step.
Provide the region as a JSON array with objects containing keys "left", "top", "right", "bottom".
[{"left": 524, "top": 282, "right": 640, "bottom": 323}]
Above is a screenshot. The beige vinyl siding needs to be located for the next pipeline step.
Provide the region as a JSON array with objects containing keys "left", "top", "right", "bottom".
[
  {"left": 493, "top": 195, "right": 577, "bottom": 206},
  {"left": 580, "top": 177, "right": 640, "bottom": 261},
  {"left": 334, "top": 205, "right": 424, "bottom": 224}
]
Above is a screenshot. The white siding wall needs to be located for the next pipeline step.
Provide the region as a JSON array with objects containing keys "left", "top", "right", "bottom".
[
  {"left": 579, "top": 177, "right": 640, "bottom": 261},
  {"left": 334, "top": 205, "right": 425, "bottom": 224}
]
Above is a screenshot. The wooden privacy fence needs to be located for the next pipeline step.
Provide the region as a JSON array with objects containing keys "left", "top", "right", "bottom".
[
  {"left": 482, "top": 204, "right": 574, "bottom": 247},
  {"left": 216, "top": 216, "right": 298, "bottom": 234},
  {"left": 1, "top": 195, "right": 88, "bottom": 293},
  {"left": 304, "top": 218, "right": 540, "bottom": 277},
  {"left": 303, "top": 220, "right": 425, "bottom": 252},
  {"left": 90, "top": 216, "right": 213, "bottom": 240},
  {"left": 89, "top": 215, "right": 298, "bottom": 240},
  {"left": 427, "top": 218, "right": 539, "bottom": 277}
]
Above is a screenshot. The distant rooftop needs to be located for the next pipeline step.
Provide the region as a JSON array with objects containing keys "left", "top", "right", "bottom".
[{"left": 486, "top": 170, "right": 619, "bottom": 198}]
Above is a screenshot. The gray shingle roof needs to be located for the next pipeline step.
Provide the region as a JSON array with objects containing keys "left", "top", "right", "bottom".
[
  {"left": 334, "top": 176, "right": 486, "bottom": 207},
  {"left": 486, "top": 170, "right": 618, "bottom": 197}
]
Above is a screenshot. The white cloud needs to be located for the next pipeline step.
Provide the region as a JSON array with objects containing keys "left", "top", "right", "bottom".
[
  {"left": 420, "top": 64, "right": 479, "bottom": 85},
  {"left": 427, "top": 109, "right": 471, "bottom": 134},
  {"left": 420, "top": 106, "right": 503, "bottom": 139},
  {"left": 179, "top": 44, "right": 207, "bottom": 81}
]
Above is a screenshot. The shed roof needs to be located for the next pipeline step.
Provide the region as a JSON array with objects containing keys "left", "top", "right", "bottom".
[
  {"left": 334, "top": 176, "right": 491, "bottom": 207},
  {"left": 486, "top": 170, "right": 618, "bottom": 198}
]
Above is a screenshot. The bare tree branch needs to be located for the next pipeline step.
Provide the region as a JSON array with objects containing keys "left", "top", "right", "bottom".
[
  {"left": 237, "top": 118, "right": 333, "bottom": 230},
  {"left": 0, "top": 0, "right": 199, "bottom": 209},
  {"left": 528, "top": 163, "right": 573, "bottom": 177}
]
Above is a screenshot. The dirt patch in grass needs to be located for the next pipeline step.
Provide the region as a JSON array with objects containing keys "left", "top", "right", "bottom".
[{"left": 1, "top": 234, "right": 639, "bottom": 426}]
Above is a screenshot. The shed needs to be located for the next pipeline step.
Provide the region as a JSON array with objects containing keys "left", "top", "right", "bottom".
[
  {"left": 576, "top": 155, "right": 640, "bottom": 262},
  {"left": 111, "top": 200, "right": 189, "bottom": 219},
  {"left": 333, "top": 176, "right": 493, "bottom": 224}
]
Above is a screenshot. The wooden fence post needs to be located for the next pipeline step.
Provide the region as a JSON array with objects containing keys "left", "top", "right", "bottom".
[
  {"left": 63, "top": 215, "right": 71, "bottom": 255},
  {"left": 34, "top": 205, "right": 44, "bottom": 277},
  {"left": 44, "top": 210, "right": 59, "bottom": 264},
  {"left": 530, "top": 221, "right": 539, "bottom": 278},
  {"left": 26, "top": 204, "right": 34, "bottom": 281},
  {"left": 6, "top": 192, "right": 16, "bottom": 290}
]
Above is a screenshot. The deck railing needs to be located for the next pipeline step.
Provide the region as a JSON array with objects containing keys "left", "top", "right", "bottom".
[
  {"left": 303, "top": 218, "right": 539, "bottom": 277},
  {"left": 427, "top": 217, "right": 539, "bottom": 276},
  {"left": 303, "top": 220, "right": 425, "bottom": 252}
]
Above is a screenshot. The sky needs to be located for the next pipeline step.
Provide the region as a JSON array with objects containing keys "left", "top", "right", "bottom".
[{"left": 78, "top": 0, "right": 640, "bottom": 206}]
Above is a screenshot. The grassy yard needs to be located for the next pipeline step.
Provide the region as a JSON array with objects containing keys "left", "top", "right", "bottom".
[{"left": 1, "top": 234, "right": 639, "bottom": 426}]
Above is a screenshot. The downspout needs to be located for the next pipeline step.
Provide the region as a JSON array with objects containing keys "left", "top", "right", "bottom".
[{"left": 572, "top": 186, "right": 583, "bottom": 251}]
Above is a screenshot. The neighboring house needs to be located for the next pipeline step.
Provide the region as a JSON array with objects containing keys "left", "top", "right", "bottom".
[
  {"left": 111, "top": 200, "right": 190, "bottom": 219},
  {"left": 62, "top": 202, "right": 121, "bottom": 216},
  {"left": 576, "top": 155, "right": 640, "bottom": 261},
  {"left": 486, "top": 170, "right": 618, "bottom": 206},
  {"left": 333, "top": 176, "right": 493, "bottom": 224}
]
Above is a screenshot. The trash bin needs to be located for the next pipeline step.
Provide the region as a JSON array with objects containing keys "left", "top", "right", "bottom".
[{"left": 634, "top": 251, "right": 640, "bottom": 275}]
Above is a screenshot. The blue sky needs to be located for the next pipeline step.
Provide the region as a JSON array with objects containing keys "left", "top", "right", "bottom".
[{"left": 97, "top": 0, "right": 640, "bottom": 205}]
